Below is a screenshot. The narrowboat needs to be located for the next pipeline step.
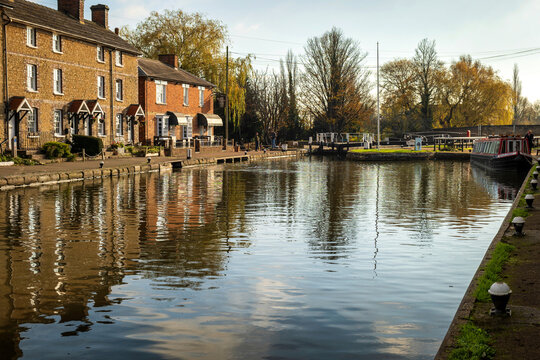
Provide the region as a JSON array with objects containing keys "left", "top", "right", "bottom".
[{"left": 471, "top": 136, "right": 533, "bottom": 169}]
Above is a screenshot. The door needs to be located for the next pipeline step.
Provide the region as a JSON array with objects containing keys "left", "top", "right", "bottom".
[
  {"left": 84, "top": 117, "right": 90, "bottom": 136},
  {"left": 8, "top": 112, "right": 16, "bottom": 149}
]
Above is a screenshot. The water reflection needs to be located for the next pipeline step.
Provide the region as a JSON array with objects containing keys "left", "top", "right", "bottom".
[{"left": 0, "top": 159, "right": 526, "bottom": 359}]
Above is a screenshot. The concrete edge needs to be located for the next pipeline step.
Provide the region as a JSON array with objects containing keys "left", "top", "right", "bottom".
[
  {"left": 346, "top": 151, "right": 470, "bottom": 161},
  {"left": 0, "top": 151, "right": 303, "bottom": 190},
  {"left": 434, "top": 164, "right": 535, "bottom": 359}
]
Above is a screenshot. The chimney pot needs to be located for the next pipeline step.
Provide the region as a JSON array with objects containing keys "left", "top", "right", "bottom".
[
  {"left": 90, "top": 4, "right": 109, "bottom": 28},
  {"left": 114, "top": 27, "right": 119, "bottom": 35}
]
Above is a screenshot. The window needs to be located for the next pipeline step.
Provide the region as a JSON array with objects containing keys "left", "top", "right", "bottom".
[
  {"left": 182, "top": 117, "right": 192, "bottom": 138},
  {"left": 115, "top": 50, "right": 123, "bottom": 66},
  {"left": 97, "top": 76, "right": 105, "bottom": 99},
  {"left": 183, "top": 84, "right": 189, "bottom": 106},
  {"left": 115, "top": 114, "right": 123, "bottom": 136},
  {"left": 98, "top": 117, "right": 105, "bottom": 136},
  {"left": 26, "top": 27, "right": 36, "bottom": 47},
  {"left": 115, "top": 79, "right": 123, "bottom": 101},
  {"left": 52, "top": 34, "right": 62, "bottom": 53},
  {"left": 156, "top": 80, "right": 167, "bottom": 104},
  {"left": 157, "top": 115, "right": 169, "bottom": 137},
  {"left": 54, "top": 110, "right": 63, "bottom": 136},
  {"left": 53, "top": 69, "right": 63, "bottom": 94},
  {"left": 198, "top": 86, "right": 205, "bottom": 107},
  {"left": 27, "top": 64, "right": 37, "bottom": 91},
  {"left": 97, "top": 45, "right": 104, "bottom": 62},
  {"left": 27, "top": 108, "right": 38, "bottom": 133}
]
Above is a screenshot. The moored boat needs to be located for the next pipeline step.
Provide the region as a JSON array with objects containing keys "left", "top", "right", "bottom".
[{"left": 471, "top": 136, "right": 533, "bottom": 170}]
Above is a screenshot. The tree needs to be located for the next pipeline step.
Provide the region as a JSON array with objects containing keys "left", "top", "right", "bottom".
[
  {"left": 282, "top": 50, "right": 302, "bottom": 139},
  {"left": 413, "top": 38, "right": 443, "bottom": 130},
  {"left": 512, "top": 64, "right": 528, "bottom": 124},
  {"left": 303, "top": 27, "right": 373, "bottom": 134}
]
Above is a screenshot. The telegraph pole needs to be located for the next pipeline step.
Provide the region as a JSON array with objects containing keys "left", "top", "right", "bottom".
[
  {"left": 225, "top": 46, "right": 229, "bottom": 148},
  {"left": 377, "top": 42, "right": 380, "bottom": 150}
]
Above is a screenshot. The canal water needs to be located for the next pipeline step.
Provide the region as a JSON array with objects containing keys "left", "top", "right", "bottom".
[{"left": 0, "top": 159, "right": 526, "bottom": 359}]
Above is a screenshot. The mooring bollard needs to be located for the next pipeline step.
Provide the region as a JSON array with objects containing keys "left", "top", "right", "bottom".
[{"left": 82, "top": 148, "right": 86, "bottom": 162}]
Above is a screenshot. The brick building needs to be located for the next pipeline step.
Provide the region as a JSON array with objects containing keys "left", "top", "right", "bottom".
[
  {"left": 138, "top": 55, "right": 221, "bottom": 146},
  {"left": 0, "top": 0, "right": 144, "bottom": 152}
]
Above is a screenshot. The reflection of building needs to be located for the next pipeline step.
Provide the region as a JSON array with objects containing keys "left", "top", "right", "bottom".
[
  {"left": 138, "top": 56, "right": 221, "bottom": 146},
  {"left": 0, "top": 0, "right": 143, "bottom": 151}
]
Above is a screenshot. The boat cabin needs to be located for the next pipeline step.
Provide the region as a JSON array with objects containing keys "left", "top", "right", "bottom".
[{"left": 472, "top": 136, "right": 530, "bottom": 155}]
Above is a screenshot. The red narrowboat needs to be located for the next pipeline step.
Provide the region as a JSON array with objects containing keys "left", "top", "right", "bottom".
[{"left": 471, "top": 136, "right": 533, "bottom": 169}]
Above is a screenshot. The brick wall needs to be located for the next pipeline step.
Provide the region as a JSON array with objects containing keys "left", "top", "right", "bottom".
[
  {"left": 140, "top": 76, "right": 216, "bottom": 145},
  {"left": 6, "top": 22, "right": 139, "bottom": 148}
]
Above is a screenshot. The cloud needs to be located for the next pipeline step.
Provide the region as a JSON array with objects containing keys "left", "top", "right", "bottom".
[{"left": 232, "top": 22, "right": 261, "bottom": 34}]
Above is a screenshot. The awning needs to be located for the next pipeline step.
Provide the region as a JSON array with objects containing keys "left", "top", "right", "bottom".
[
  {"left": 166, "top": 111, "right": 188, "bottom": 126},
  {"left": 197, "top": 113, "right": 223, "bottom": 127},
  {"left": 124, "top": 104, "right": 145, "bottom": 117},
  {"left": 67, "top": 100, "right": 90, "bottom": 114},
  {"left": 86, "top": 100, "right": 104, "bottom": 115},
  {"left": 8, "top": 97, "right": 32, "bottom": 112}
]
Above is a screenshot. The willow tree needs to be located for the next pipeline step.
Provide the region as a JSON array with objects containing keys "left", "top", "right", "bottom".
[{"left": 303, "top": 27, "right": 373, "bottom": 134}]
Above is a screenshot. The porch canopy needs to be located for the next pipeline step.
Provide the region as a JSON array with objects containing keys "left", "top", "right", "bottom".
[
  {"left": 8, "top": 97, "right": 32, "bottom": 113},
  {"left": 67, "top": 100, "right": 90, "bottom": 114},
  {"left": 86, "top": 100, "right": 104, "bottom": 116},
  {"left": 197, "top": 113, "right": 223, "bottom": 127},
  {"left": 124, "top": 104, "right": 145, "bottom": 118},
  {"left": 166, "top": 111, "right": 188, "bottom": 126}
]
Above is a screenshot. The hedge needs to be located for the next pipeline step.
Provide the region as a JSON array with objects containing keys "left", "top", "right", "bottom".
[{"left": 72, "top": 135, "right": 103, "bottom": 156}]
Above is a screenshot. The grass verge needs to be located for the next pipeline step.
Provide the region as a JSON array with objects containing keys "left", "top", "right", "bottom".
[
  {"left": 449, "top": 322, "right": 495, "bottom": 360},
  {"left": 473, "top": 241, "right": 515, "bottom": 303}
]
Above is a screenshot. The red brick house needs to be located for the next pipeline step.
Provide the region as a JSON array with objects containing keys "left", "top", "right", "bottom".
[
  {"left": 0, "top": 0, "right": 144, "bottom": 152},
  {"left": 138, "top": 55, "right": 222, "bottom": 146}
]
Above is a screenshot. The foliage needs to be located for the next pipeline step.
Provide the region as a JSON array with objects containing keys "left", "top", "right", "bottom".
[
  {"left": 303, "top": 27, "right": 374, "bottom": 134},
  {"left": 512, "top": 207, "right": 529, "bottom": 218},
  {"left": 0, "top": 155, "right": 39, "bottom": 165},
  {"left": 449, "top": 323, "right": 495, "bottom": 360},
  {"left": 71, "top": 135, "right": 103, "bottom": 156},
  {"left": 474, "top": 241, "right": 515, "bottom": 302},
  {"left": 110, "top": 141, "right": 124, "bottom": 149},
  {"left": 42, "top": 142, "right": 72, "bottom": 159}
]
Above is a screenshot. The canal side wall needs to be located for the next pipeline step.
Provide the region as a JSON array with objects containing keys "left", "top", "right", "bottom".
[
  {"left": 0, "top": 151, "right": 302, "bottom": 191},
  {"left": 346, "top": 151, "right": 470, "bottom": 161},
  {"left": 434, "top": 164, "right": 534, "bottom": 359}
]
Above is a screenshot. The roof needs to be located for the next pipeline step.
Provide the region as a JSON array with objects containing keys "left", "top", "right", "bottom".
[
  {"left": 138, "top": 58, "right": 215, "bottom": 88},
  {"left": 4, "top": 0, "right": 140, "bottom": 55}
]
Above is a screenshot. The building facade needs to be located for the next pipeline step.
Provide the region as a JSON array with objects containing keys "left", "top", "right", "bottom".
[
  {"left": 138, "top": 55, "right": 221, "bottom": 146},
  {"left": 0, "top": 0, "right": 143, "bottom": 152}
]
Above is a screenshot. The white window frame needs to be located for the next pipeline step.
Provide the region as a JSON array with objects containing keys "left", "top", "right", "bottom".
[
  {"left": 52, "top": 34, "right": 62, "bottom": 53},
  {"left": 27, "top": 107, "right": 38, "bottom": 133},
  {"left": 157, "top": 115, "right": 169, "bottom": 137},
  {"left": 182, "top": 117, "right": 192, "bottom": 139},
  {"left": 115, "top": 50, "right": 123, "bottom": 66},
  {"left": 115, "top": 79, "right": 123, "bottom": 101},
  {"left": 115, "top": 114, "right": 123, "bottom": 136},
  {"left": 97, "top": 45, "right": 105, "bottom": 63},
  {"left": 97, "top": 76, "right": 105, "bottom": 99},
  {"left": 26, "top": 26, "right": 36, "bottom": 47},
  {"left": 53, "top": 68, "right": 63, "bottom": 95},
  {"left": 97, "top": 114, "right": 106, "bottom": 137},
  {"left": 27, "top": 64, "right": 37, "bottom": 92},
  {"left": 198, "top": 86, "right": 205, "bottom": 107},
  {"left": 183, "top": 84, "right": 189, "bottom": 106},
  {"left": 156, "top": 80, "right": 167, "bottom": 104},
  {"left": 54, "top": 109, "right": 63, "bottom": 136}
]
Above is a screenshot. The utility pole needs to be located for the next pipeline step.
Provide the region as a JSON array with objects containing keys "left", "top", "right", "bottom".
[
  {"left": 225, "top": 46, "right": 229, "bottom": 148},
  {"left": 377, "top": 42, "right": 380, "bottom": 150}
]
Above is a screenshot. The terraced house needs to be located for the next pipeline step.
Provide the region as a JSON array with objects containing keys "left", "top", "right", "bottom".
[
  {"left": 138, "top": 55, "right": 222, "bottom": 147},
  {"left": 0, "top": 0, "right": 144, "bottom": 153}
]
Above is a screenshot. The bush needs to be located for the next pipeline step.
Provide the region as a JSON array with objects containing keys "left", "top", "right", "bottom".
[
  {"left": 42, "top": 142, "right": 71, "bottom": 159},
  {"left": 72, "top": 135, "right": 103, "bottom": 156}
]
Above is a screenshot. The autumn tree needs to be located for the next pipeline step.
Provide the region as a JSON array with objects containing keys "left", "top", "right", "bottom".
[
  {"left": 413, "top": 39, "right": 443, "bottom": 130},
  {"left": 303, "top": 27, "right": 373, "bottom": 134}
]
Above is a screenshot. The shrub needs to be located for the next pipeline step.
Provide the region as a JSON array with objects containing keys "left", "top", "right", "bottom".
[
  {"left": 72, "top": 135, "right": 103, "bottom": 156},
  {"left": 42, "top": 142, "right": 71, "bottom": 159}
]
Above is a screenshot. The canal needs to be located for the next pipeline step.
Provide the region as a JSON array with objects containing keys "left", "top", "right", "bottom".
[{"left": 0, "top": 158, "right": 527, "bottom": 359}]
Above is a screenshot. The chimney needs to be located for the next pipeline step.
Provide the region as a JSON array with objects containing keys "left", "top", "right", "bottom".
[
  {"left": 90, "top": 4, "right": 109, "bottom": 28},
  {"left": 114, "top": 27, "right": 119, "bottom": 35},
  {"left": 58, "top": 0, "right": 84, "bottom": 23},
  {"left": 158, "top": 54, "right": 179, "bottom": 69}
]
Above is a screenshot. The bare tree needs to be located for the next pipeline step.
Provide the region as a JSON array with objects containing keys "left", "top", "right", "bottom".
[
  {"left": 413, "top": 38, "right": 443, "bottom": 130},
  {"left": 282, "top": 50, "right": 301, "bottom": 139},
  {"left": 303, "top": 27, "right": 373, "bottom": 133}
]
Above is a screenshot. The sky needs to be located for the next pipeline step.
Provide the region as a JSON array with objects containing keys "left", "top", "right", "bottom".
[{"left": 34, "top": 0, "right": 540, "bottom": 101}]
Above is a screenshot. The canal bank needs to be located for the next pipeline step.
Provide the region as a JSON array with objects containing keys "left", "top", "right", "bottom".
[
  {"left": 346, "top": 150, "right": 470, "bottom": 161},
  {"left": 436, "top": 163, "right": 540, "bottom": 359},
  {"left": 0, "top": 149, "right": 303, "bottom": 191}
]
